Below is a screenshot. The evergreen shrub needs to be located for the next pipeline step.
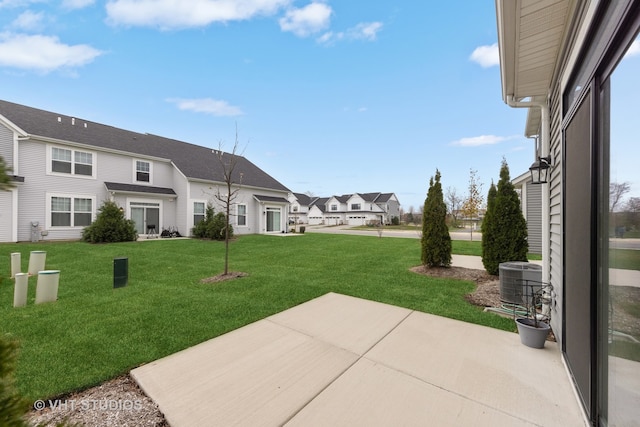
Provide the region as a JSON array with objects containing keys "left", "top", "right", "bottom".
[
  {"left": 82, "top": 200, "right": 138, "bottom": 243},
  {"left": 421, "top": 170, "right": 452, "bottom": 267}
]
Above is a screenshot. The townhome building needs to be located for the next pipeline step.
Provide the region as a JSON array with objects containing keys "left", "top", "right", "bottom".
[
  {"left": 297, "top": 192, "right": 400, "bottom": 226},
  {"left": 0, "top": 100, "right": 290, "bottom": 242}
]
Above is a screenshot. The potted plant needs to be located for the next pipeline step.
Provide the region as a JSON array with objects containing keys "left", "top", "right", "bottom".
[{"left": 515, "top": 280, "right": 552, "bottom": 348}]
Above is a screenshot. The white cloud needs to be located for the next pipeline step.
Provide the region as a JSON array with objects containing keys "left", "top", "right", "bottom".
[
  {"left": 10, "top": 10, "right": 44, "bottom": 31},
  {"left": 624, "top": 38, "right": 640, "bottom": 58},
  {"left": 450, "top": 135, "right": 510, "bottom": 147},
  {"left": 62, "top": 0, "right": 95, "bottom": 9},
  {"left": 279, "top": 2, "right": 332, "bottom": 37},
  {"left": 317, "top": 21, "right": 383, "bottom": 45},
  {"left": 347, "top": 22, "right": 382, "bottom": 41},
  {"left": 106, "top": 0, "right": 291, "bottom": 30},
  {"left": 0, "top": 32, "right": 103, "bottom": 73},
  {"left": 0, "top": 0, "right": 45, "bottom": 8},
  {"left": 167, "top": 98, "right": 244, "bottom": 117},
  {"left": 469, "top": 43, "right": 499, "bottom": 68}
]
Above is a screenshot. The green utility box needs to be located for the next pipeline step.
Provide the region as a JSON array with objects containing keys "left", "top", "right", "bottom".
[{"left": 114, "top": 257, "right": 128, "bottom": 288}]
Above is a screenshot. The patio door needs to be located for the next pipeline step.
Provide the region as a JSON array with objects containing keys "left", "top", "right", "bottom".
[
  {"left": 131, "top": 202, "right": 160, "bottom": 235},
  {"left": 564, "top": 89, "right": 594, "bottom": 415},
  {"left": 266, "top": 207, "right": 281, "bottom": 232}
]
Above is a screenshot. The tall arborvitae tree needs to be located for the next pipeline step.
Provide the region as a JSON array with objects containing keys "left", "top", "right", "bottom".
[
  {"left": 481, "top": 159, "right": 528, "bottom": 275},
  {"left": 421, "top": 170, "right": 452, "bottom": 268},
  {"left": 481, "top": 181, "right": 497, "bottom": 267}
]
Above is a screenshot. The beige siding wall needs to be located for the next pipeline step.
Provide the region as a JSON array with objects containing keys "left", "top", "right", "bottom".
[
  {"left": 0, "top": 124, "right": 16, "bottom": 242},
  {"left": 548, "top": 77, "right": 564, "bottom": 342},
  {"left": 525, "top": 182, "right": 542, "bottom": 254},
  {"left": 15, "top": 138, "right": 180, "bottom": 241},
  {"left": 187, "top": 181, "right": 288, "bottom": 235},
  {"left": 0, "top": 124, "right": 13, "bottom": 165},
  {"left": 0, "top": 190, "right": 14, "bottom": 242}
]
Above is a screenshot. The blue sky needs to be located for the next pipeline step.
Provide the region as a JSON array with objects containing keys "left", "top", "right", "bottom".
[{"left": 0, "top": 1, "right": 638, "bottom": 211}]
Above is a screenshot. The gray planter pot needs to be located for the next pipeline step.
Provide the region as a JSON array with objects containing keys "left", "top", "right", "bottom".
[{"left": 516, "top": 318, "right": 550, "bottom": 349}]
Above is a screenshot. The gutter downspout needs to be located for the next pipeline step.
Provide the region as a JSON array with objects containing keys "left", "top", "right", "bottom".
[{"left": 505, "top": 96, "right": 551, "bottom": 308}]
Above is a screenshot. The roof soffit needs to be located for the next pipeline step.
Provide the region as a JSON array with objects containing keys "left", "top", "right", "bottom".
[{"left": 497, "top": 0, "right": 575, "bottom": 102}]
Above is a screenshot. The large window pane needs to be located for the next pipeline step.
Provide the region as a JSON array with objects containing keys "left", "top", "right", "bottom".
[
  {"left": 74, "top": 198, "right": 92, "bottom": 226},
  {"left": 136, "top": 161, "right": 150, "bottom": 182},
  {"left": 52, "top": 148, "right": 72, "bottom": 173},
  {"left": 74, "top": 151, "right": 93, "bottom": 176},
  {"left": 51, "top": 147, "right": 93, "bottom": 176},
  {"left": 194, "top": 202, "right": 205, "bottom": 225},
  {"left": 51, "top": 197, "right": 71, "bottom": 226},
  {"left": 603, "top": 33, "right": 640, "bottom": 427},
  {"left": 266, "top": 207, "right": 280, "bottom": 232},
  {"left": 237, "top": 204, "right": 246, "bottom": 226}
]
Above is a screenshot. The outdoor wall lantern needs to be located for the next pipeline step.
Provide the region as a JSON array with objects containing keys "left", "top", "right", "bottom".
[{"left": 529, "top": 155, "right": 553, "bottom": 184}]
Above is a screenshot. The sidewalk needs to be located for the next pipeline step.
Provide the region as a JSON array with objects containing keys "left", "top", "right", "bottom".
[{"left": 451, "top": 254, "right": 541, "bottom": 270}]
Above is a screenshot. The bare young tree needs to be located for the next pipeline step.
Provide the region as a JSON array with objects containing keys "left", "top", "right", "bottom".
[
  {"left": 212, "top": 127, "right": 246, "bottom": 276},
  {"left": 461, "top": 168, "right": 484, "bottom": 241},
  {"left": 610, "top": 181, "right": 631, "bottom": 212},
  {"left": 445, "top": 186, "right": 462, "bottom": 227}
]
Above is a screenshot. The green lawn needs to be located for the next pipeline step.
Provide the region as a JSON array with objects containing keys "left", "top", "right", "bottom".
[
  {"left": 1, "top": 234, "right": 516, "bottom": 401},
  {"left": 610, "top": 248, "right": 640, "bottom": 270}
]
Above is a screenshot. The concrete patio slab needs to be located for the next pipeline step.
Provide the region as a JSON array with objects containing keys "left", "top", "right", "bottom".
[
  {"left": 132, "top": 292, "right": 587, "bottom": 427},
  {"left": 365, "top": 311, "right": 583, "bottom": 427},
  {"left": 286, "top": 357, "right": 536, "bottom": 427},
  {"left": 132, "top": 319, "right": 359, "bottom": 426},
  {"left": 267, "top": 291, "right": 412, "bottom": 355}
]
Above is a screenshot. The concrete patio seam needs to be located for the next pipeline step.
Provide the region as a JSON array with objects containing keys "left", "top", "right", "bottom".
[{"left": 267, "top": 308, "right": 416, "bottom": 425}]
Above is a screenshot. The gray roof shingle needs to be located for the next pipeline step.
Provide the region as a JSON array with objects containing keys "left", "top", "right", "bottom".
[{"left": 0, "top": 100, "right": 289, "bottom": 192}]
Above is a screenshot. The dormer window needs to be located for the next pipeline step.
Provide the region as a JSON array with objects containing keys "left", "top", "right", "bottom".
[
  {"left": 135, "top": 160, "right": 151, "bottom": 183},
  {"left": 351, "top": 203, "right": 361, "bottom": 210}
]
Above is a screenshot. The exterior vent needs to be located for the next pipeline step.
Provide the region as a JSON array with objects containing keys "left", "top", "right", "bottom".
[
  {"left": 499, "top": 262, "right": 542, "bottom": 305},
  {"left": 72, "top": 117, "right": 75, "bottom": 125}
]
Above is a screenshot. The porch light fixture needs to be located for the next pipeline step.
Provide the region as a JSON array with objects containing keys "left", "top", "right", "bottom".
[{"left": 529, "top": 155, "right": 552, "bottom": 184}]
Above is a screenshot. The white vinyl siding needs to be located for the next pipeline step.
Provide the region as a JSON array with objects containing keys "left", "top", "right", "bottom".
[
  {"left": 0, "top": 124, "right": 13, "bottom": 164},
  {"left": 548, "top": 77, "right": 563, "bottom": 343}
]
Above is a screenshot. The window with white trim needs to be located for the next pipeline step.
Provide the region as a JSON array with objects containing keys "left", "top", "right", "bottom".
[
  {"left": 50, "top": 195, "right": 93, "bottom": 227},
  {"left": 237, "top": 204, "right": 247, "bottom": 226},
  {"left": 351, "top": 203, "right": 361, "bottom": 210},
  {"left": 194, "top": 202, "right": 205, "bottom": 225},
  {"left": 50, "top": 147, "right": 94, "bottom": 177},
  {"left": 135, "top": 160, "right": 151, "bottom": 183}
]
